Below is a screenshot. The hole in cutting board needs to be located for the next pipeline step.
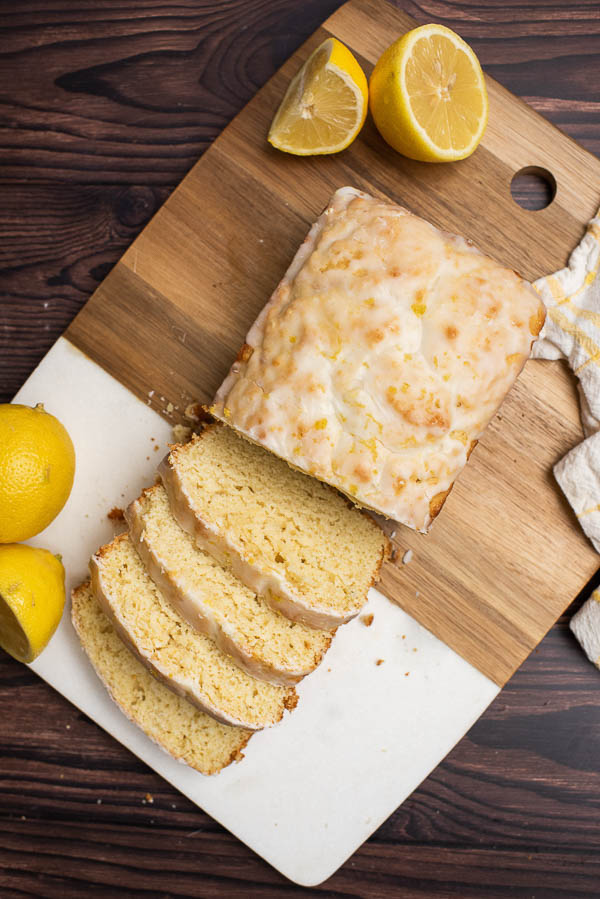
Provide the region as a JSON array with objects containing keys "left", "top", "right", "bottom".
[{"left": 510, "top": 166, "right": 556, "bottom": 211}]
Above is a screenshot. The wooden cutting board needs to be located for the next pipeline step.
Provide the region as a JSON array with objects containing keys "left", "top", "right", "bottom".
[{"left": 66, "top": 0, "right": 600, "bottom": 687}]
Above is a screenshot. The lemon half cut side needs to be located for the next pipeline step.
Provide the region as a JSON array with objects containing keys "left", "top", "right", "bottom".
[
  {"left": 369, "top": 24, "right": 489, "bottom": 162},
  {"left": 0, "top": 544, "right": 65, "bottom": 663}
]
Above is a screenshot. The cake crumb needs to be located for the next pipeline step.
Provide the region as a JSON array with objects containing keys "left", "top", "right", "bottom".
[
  {"left": 166, "top": 402, "right": 175, "bottom": 414},
  {"left": 361, "top": 613, "right": 374, "bottom": 627},
  {"left": 145, "top": 792, "right": 154, "bottom": 804},
  {"left": 96, "top": 798, "right": 102, "bottom": 805},
  {"left": 375, "top": 658, "right": 384, "bottom": 666},
  {"left": 405, "top": 672, "right": 410, "bottom": 676},
  {"left": 172, "top": 423, "right": 193, "bottom": 444},
  {"left": 153, "top": 444, "right": 159, "bottom": 452},
  {"left": 184, "top": 402, "right": 203, "bottom": 422},
  {"left": 401, "top": 634, "right": 406, "bottom": 640},
  {"left": 107, "top": 507, "right": 125, "bottom": 521},
  {"left": 402, "top": 549, "right": 413, "bottom": 565}
]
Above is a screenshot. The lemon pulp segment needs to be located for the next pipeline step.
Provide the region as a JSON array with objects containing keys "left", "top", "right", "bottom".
[{"left": 405, "top": 31, "right": 487, "bottom": 152}]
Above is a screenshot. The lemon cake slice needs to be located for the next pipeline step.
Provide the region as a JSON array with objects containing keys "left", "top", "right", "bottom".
[
  {"left": 159, "top": 423, "right": 389, "bottom": 630},
  {"left": 71, "top": 581, "right": 251, "bottom": 775},
  {"left": 126, "top": 484, "right": 332, "bottom": 685},
  {"left": 89, "top": 533, "right": 297, "bottom": 730}
]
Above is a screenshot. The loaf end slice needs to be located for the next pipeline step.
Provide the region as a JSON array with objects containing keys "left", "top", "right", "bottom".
[{"left": 71, "top": 581, "right": 251, "bottom": 775}]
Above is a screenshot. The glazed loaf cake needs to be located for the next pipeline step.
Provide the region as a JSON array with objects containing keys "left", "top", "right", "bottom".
[
  {"left": 126, "top": 484, "right": 332, "bottom": 685},
  {"left": 90, "top": 533, "right": 297, "bottom": 730},
  {"left": 159, "top": 423, "right": 389, "bottom": 630},
  {"left": 210, "top": 186, "right": 546, "bottom": 532},
  {"left": 71, "top": 581, "right": 251, "bottom": 775}
]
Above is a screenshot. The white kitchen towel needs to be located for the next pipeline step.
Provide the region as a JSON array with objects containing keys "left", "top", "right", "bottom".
[
  {"left": 570, "top": 589, "right": 600, "bottom": 669},
  {"left": 533, "top": 207, "right": 600, "bottom": 549},
  {"left": 533, "top": 207, "right": 600, "bottom": 664}
]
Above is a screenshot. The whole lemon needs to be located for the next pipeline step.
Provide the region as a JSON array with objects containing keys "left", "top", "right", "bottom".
[
  {"left": 0, "top": 403, "right": 75, "bottom": 543},
  {"left": 0, "top": 543, "right": 65, "bottom": 662}
]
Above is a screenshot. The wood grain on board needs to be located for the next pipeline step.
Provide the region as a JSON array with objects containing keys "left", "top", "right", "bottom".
[{"left": 64, "top": 0, "right": 600, "bottom": 687}]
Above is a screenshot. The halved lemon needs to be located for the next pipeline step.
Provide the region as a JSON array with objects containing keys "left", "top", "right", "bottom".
[
  {"left": 369, "top": 24, "right": 489, "bottom": 162},
  {"left": 268, "top": 37, "right": 368, "bottom": 155},
  {"left": 0, "top": 544, "right": 65, "bottom": 663}
]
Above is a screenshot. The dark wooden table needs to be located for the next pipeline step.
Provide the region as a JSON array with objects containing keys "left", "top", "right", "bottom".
[{"left": 2, "top": 1, "right": 600, "bottom": 895}]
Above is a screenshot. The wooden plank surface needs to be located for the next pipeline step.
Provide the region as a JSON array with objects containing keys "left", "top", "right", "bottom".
[
  {"left": 63, "top": 0, "right": 600, "bottom": 685},
  {"left": 3, "top": 2, "right": 600, "bottom": 896}
]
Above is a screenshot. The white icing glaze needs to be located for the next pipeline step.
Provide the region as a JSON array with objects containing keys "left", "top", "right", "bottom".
[
  {"left": 125, "top": 491, "right": 324, "bottom": 685},
  {"left": 158, "top": 454, "right": 356, "bottom": 629},
  {"left": 212, "top": 187, "right": 545, "bottom": 532}
]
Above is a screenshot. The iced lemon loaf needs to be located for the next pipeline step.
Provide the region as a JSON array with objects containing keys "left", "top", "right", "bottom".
[
  {"left": 71, "top": 581, "right": 251, "bottom": 775},
  {"left": 90, "top": 533, "right": 297, "bottom": 730},
  {"left": 210, "top": 186, "right": 545, "bottom": 532},
  {"left": 159, "top": 423, "right": 388, "bottom": 630},
  {"left": 126, "top": 484, "right": 332, "bottom": 685}
]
